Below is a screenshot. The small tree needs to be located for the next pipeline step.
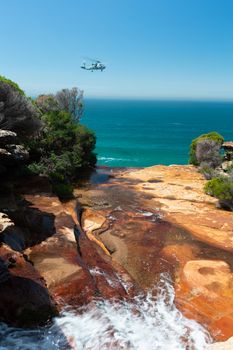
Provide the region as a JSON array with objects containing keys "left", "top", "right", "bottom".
[
  {"left": 196, "top": 139, "right": 222, "bottom": 169},
  {"left": 189, "top": 132, "right": 224, "bottom": 165},
  {"left": 35, "top": 94, "right": 58, "bottom": 114},
  {"left": 55, "top": 87, "right": 84, "bottom": 122}
]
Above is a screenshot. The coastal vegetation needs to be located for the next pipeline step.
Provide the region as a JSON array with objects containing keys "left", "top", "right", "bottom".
[
  {"left": 190, "top": 131, "right": 233, "bottom": 211},
  {"left": 0, "top": 76, "right": 96, "bottom": 199},
  {"left": 0, "top": 76, "right": 41, "bottom": 138},
  {"left": 205, "top": 176, "right": 233, "bottom": 211},
  {"left": 189, "top": 131, "right": 224, "bottom": 166},
  {"left": 0, "top": 75, "right": 25, "bottom": 96},
  {"left": 27, "top": 109, "right": 96, "bottom": 199}
]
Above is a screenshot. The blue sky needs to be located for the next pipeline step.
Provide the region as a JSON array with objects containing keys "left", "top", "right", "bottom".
[{"left": 1, "top": 0, "right": 233, "bottom": 99}]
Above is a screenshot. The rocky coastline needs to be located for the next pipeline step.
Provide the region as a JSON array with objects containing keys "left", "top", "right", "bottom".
[{"left": 1, "top": 164, "right": 233, "bottom": 348}]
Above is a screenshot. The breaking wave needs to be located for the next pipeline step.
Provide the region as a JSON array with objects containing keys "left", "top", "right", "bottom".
[{"left": 98, "top": 156, "right": 137, "bottom": 163}]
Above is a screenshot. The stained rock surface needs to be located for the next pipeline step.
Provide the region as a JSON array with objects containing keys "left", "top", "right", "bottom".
[
  {"left": 0, "top": 176, "right": 138, "bottom": 327},
  {"left": 119, "top": 165, "right": 233, "bottom": 341},
  {"left": 122, "top": 165, "right": 233, "bottom": 252},
  {"left": 1, "top": 164, "right": 233, "bottom": 346},
  {"left": 0, "top": 242, "right": 57, "bottom": 327},
  {"left": 75, "top": 165, "right": 233, "bottom": 342}
]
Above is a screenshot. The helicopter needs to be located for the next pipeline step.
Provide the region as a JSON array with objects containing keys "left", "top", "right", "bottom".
[{"left": 81, "top": 59, "right": 106, "bottom": 72}]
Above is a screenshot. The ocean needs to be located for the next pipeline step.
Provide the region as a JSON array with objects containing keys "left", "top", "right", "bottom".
[{"left": 83, "top": 99, "right": 233, "bottom": 167}]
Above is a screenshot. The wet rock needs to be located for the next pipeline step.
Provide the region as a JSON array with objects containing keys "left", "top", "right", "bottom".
[
  {"left": 82, "top": 208, "right": 106, "bottom": 233},
  {"left": 81, "top": 208, "right": 110, "bottom": 255},
  {"left": 25, "top": 195, "right": 137, "bottom": 310},
  {"left": 76, "top": 182, "right": 174, "bottom": 290},
  {"left": 75, "top": 165, "right": 233, "bottom": 340}
]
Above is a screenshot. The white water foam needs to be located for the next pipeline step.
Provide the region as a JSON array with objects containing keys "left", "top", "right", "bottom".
[
  {"left": 98, "top": 156, "right": 137, "bottom": 163},
  {"left": 0, "top": 275, "right": 211, "bottom": 350}
]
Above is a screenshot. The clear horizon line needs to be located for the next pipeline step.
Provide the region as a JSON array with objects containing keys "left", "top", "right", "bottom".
[
  {"left": 83, "top": 96, "right": 233, "bottom": 102},
  {"left": 29, "top": 93, "right": 233, "bottom": 102}
]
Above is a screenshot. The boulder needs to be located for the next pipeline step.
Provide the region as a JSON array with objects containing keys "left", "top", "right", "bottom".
[
  {"left": 0, "top": 244, "right": 57, "bottom": 327},
  {"left": 0, "top": 129, "right": 28, "bottom": 174},
  {"left": 0, "top": 129, "right": 17, "bottom": 145},
  {"left": 221, "top": 161, "right": 233, "bottom": 171},
  {"left": 5, "top": 144, "right": 29, "bottom": 162},
  {"left": 0, "top": 212, "right": 14, "bottom": 232},
  {"left": 0, "top": 144, "right": 29, "bottom": 171}
]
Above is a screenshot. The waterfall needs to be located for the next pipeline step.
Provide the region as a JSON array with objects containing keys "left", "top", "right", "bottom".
[{"left": 0, "top": 275, "right": 211, "bottom": 350}]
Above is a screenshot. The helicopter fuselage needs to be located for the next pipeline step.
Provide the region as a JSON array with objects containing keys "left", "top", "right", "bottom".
[{"left": 81, "top": 62, "right": 106, "bottom": 72}]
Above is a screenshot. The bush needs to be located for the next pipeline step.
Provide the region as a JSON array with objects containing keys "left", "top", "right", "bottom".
[
  {"left": 35, "top": 87, "right": 84, "bottom": 123},
  {"left": 199, "top": 165, "right": 219, "bottom": 180},
  {"left": 55, "top": 88, "right": 84, "bottom": 122},
  {"left": 204, "top": 176, "right": 233, "bottom": 211},
  {"left": 196, "top": 139, "right": 222, "bottom": 169},
  {"left": 0, "top": 78, "right": 96, "bottom": 199},
  {"left": 35, "top": 95, "right": 58, "bottom": 114},
  {"left": 51, "top": 183, "right": 74, "bottom": 200},
  {"left": 0, "top": 75, "right": 25, "bottom": 96},
  {"left": 0, "top": 79, "right": 41, "bottom": 139},
  {"left": 189, "top": 132, "right": 224, "bottom": 165},
  {"left": 27, "top": 110, "right": 96, "bottom": 199}
]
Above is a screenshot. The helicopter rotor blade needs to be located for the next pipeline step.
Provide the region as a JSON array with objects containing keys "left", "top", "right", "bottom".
[{"left": 82, "top": 56, "right": 102, "bottom": 63}]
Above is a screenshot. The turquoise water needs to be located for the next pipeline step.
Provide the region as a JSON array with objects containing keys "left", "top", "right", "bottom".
[{"left": 83, "top": 99, "right": 233, "bottom": 167}]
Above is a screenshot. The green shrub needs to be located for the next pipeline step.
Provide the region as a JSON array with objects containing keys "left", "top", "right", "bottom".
[
  {"left": 29, "top": 111, "right": 96, "bottom": 168},
  {"left": 27, "top": 110, "right": 96, "bottom": 198},
  {"left": 35, "top": 88, "right": 84, "bottom": 123},
  {"left": 51, "top": 182, "right": 74, "bottom": 200},
  {"left": 0, "top": 75, "right": 25, "bottom": 95},
  {"left": 204, "top": 176, "right": 233, "bottom": 210},
  {"left": 189, "top": 132, "right": 224, "bottom": 165},
  {"left": 35, "top": 94, "right": 58, "bottom": 114}
]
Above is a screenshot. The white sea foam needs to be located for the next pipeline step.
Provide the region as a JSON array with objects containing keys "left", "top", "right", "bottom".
[
  {"left": 0, "top": 275, "right": 211, "bottom": 350},
  {"left": 98, "top": 156, "right": 137, "bottom": 163}
]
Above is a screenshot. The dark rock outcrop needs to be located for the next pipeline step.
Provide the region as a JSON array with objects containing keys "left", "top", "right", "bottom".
[
  {"left": 0, "top": 129, "right": 28, "bottom": 175},
  {"left": 0, "top": 130, "right": 17, "bottom": 145},
  {"left": 0, "top": 244, "right": 57, "bottom": 327}
]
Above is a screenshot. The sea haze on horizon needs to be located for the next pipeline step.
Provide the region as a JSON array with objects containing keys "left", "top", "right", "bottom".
[{"left": 83, "top": 99, "right": 233, "bottom": 167}]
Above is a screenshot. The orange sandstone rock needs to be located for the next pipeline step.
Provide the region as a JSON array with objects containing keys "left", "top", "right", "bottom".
[
  {"left": 176, "top": 260, "right": 233, "bottom": 340},
  {"left": 123, "top": 165, "right": 233, "bottom": 253}
]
